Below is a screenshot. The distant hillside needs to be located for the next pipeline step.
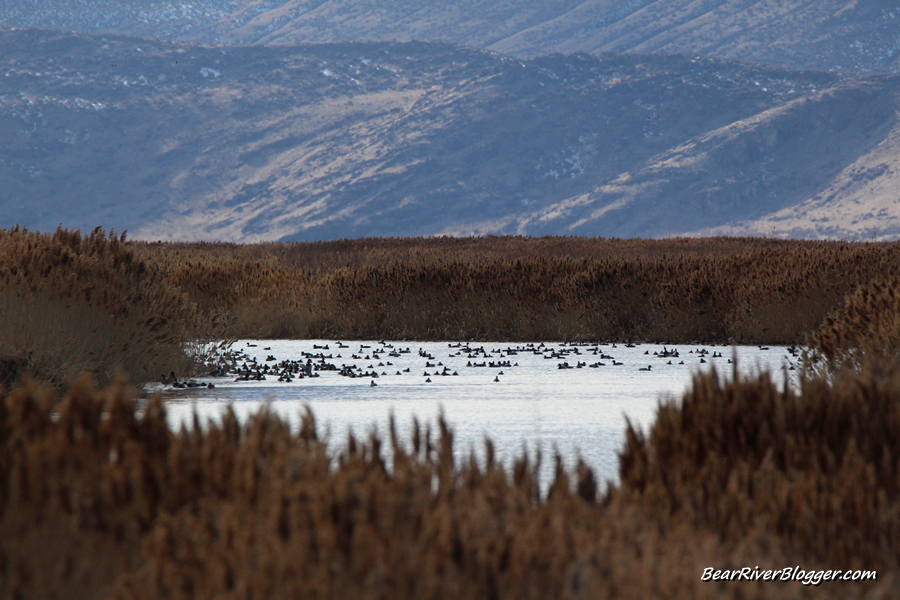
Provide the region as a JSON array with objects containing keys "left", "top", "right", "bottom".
[
  {"left": 2, "top": 28, "right": 900, "bottom": 242},
  {"left": 3, "top": 1, "right": 900, "bottom": 74}
]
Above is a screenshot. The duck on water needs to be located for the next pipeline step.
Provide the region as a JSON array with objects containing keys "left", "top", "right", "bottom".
[{"left": 161, "top": 371, "right": 214, "bottom": 389}]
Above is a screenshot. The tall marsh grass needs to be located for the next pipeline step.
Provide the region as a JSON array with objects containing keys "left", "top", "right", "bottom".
[
  {"left": 618, "top": 363, "right": 900, "bottom": 571},
  {"left": 0, "top": 227, "right": 202, "bottom": 388},
  {"left": 811, "top": 277, "right": 900, "bottom": 370},
  {"left": 3, "top": 229, "right": 899, "bottom": 597},
  {"left": 138, "top": 236, "right": 900, "bottom": 344},
  {"left": 4, "top": 227, "right": 898, "bottom": 387},
  {"left": 1, "top": 368, "right": 895, "bottom": 599}
]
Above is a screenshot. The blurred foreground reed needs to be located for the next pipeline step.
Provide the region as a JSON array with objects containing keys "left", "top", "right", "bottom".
[{"left": 1, "top": 365, "right": 896, "bottom": 599}]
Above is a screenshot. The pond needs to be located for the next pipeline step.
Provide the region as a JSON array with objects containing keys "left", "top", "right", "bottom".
[{"left": 148, "top": 340, "right": 799, "bottom": 489}]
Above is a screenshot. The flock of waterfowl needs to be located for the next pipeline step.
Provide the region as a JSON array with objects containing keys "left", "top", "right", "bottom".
[{"left": 160, "top": 341, "right": 802, "bottom": 390}]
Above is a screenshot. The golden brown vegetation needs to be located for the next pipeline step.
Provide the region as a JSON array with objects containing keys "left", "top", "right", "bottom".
[
  {"left": 3, "top": 229, "right": 898, "bottom": 598},
  {"left": 137, "top": 236, "right": 900, "bottom": 344},
  {"left": 810, "top": 277, "right": 900, "bottom": 370},
  {"left": 0, "top": 227, "right": 202, "bottom": 389},
  {"left": 619, "top": 363, "right": 900, "bottom": 572},
  {"left": 3, "top": 227, "right": 898, "bottom": 386},
  {"left": 1, "top": 368, "right": 895, "bottom": 599}
]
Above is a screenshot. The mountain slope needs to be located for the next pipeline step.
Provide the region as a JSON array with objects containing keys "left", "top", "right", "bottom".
[
  {"left": 3, "top": 1, "right": 900, "bottom": 73},
  {"left": 1, "top": 28, "right": 899, "bottom": 241},
  {"left": 524, "top": 80, "right": 900, "bottom": 239},
  {"left": 491, "top": 0, "right": 900, "bottom": 73}
]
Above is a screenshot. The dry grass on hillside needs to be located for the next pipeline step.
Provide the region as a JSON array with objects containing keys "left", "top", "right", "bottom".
[{"left": 1, "top": 366, "right": 895, "bottom": 599}]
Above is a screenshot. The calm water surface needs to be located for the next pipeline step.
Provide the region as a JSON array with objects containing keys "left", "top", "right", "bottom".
[{"left": 149, "top": 340, "right": 798, "bottom": 488}]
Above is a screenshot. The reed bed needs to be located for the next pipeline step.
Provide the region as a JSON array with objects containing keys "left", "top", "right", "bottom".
[
  {"left": 0, "top": 227, "right": 202, "bottom": 389},
  {"left": 810, "top": 277, "right": 900, "bottom": 370},
  {"left": 618, "top": 362, "right": 900, "bottom": 572},
  {"left": 3, "top": 228, "right": 898, "bottom": 597},
  {"left": 136, "top": 235, "right": 800, "bottom": 273},
  {"left": 1, "top": 368, "right": 894, "bottom": 599},
  {"left": 3, "top": 226, "right": 898, "bottom": 385},
  {"left": 137, "top": 236, "right": 900, "bottom": 344}
]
